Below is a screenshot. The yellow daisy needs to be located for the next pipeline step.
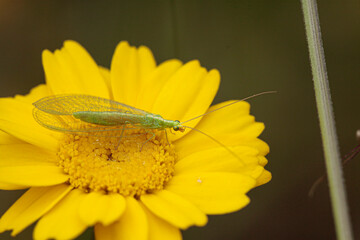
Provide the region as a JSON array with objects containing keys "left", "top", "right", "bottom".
[{"left": 0, "top": 41, "right": 271, "bottom": 240}]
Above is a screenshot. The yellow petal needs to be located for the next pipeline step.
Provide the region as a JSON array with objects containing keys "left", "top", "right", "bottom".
[
  {"left": 0, "top": 166, "right": 68, "bottom": 187},
  {"left": 14, "top": 84, "right": 50, "bottom": 104},
  {"left": 0, "top": 130, "right": 22, "bottom": 145},
  {"left": 0, "top": 84, "right": 52, "bottom": 146},
  {"left": 95, "top": 197, "right": 148, "bottom": 240},
  {"left": 176, "top": 134, "right": 269, "bottom": 162},
  {"left": 175, "top": 100, "right": 269, "bottom": 158},
  {"left": 78, "top": 192, "right": 126, "bottom": 226},
  {"left": 141, "top": 203, "right": 182, "bottom": 240},
  {"left": 42, "top": 41, "right": 110, "bottom": 98},
  {"left": 0, "top": 144, "right": 56, "bottom": 167},
  {"left": 34, "top": 189, "right": 88, "bottom": 240},
  {"left": 0, "top": 182, "right": 27, "bottom": 190},
  {"left": 175, "top": 146, "right": 267, "bottom": 181},
  {"left": 135, "top": 59, "right": 182, "bottom": 112},
  {"left": 141, "top": 190, "right": 207, "bottom": 229},
  {"left": 175, "top": 146, "right": 245, "bottom": 173},
  {"left": 137, "top": 45, "right": 157, "bottom": 82},
  {"left": 255, "top": 169, "right": 272, "bottom": 187},
  {"left": 0, "top": 98, "right": 59, "bottom": 151},
  {"left": 0, "top": 120, "right": 58, "bottom": 153},
  {"left": 152, "top": 62, "right": 220, "bottom": 141},
  {"left": 152, "top": 60, "right": 204, "bottom": 118},
  {"left": 258, "top": 156, "right": 268, "bottom": 166},
  {"left": 188, "top": 101, "right": 252, "bottom": 134},
  {"left": 0, "top": 184, "right": 72, "bottom": 236},
  {"left": 99, "top": 66, "right": 113, "bottom": 99},
  {"left": 110, "top": 41, "right": 136, "bottom": 105},
  {"left": 111, "top": 42, "right": 156, "bottom": 106},
  {"left": 176, "top": 69, "right": 220, "bottom": 126},
  {"left": 166, "top": 172, "right": 255, "bottom": 214}
]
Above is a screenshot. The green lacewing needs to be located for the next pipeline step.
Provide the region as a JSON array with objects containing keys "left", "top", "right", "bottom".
[{"left": 32, "top": 92, "right": 275, "bottom": 158}]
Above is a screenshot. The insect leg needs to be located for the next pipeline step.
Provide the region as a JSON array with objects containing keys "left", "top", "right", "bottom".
[
  {"left": 140, "top": 130, "right": 155, "bottom": 151},
  {"left": 115, "top": 125, "right": 126, "bottom": 149},
  {"left": 164, "top": 129, "right": 170, "bottom": 147},
  {"left": 169, "top": 128, "right": 176, "bottom": 135}
]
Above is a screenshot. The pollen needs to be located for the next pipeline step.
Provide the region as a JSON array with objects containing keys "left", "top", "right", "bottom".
[{"left": 57, "top": 130, "right": 176, "bottom": 197}]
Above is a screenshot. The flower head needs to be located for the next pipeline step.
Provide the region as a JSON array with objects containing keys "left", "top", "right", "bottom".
[{"left": 0, "top": 41, "right": 271, "bottom": 240}]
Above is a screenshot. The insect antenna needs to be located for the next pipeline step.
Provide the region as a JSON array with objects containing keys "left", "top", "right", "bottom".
[
  {"left": 180, "top": 91, "right": 276, "bottom": 125},
  {"left": 183, "top": 125, "right": 244, "bottom": 163},
  {"left": 308, "top": 143, "right": 360, "bottom": 197}
]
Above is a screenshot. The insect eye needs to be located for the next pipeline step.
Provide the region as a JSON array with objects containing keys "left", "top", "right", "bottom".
[
  {"left": 175, "top": 120, "right": 180, "bottom": 124},
  {"left": 173, "top": 126, "right": 179, "bottom": 131}
]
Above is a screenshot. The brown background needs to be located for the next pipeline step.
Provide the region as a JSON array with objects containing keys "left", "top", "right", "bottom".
[{"left": 0, "top": 1, "right": 359, "bottom": 239}]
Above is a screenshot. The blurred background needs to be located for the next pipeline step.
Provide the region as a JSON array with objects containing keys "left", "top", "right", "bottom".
[{"left": 0, "top": 0, "right": 359, "bottom": 239}]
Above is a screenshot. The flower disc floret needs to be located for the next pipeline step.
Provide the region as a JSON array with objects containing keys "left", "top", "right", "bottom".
[{"left": 58, "top": 131, "right": 176, "bottom": 197}]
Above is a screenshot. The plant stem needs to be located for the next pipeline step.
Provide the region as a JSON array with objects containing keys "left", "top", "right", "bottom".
[{"left": 301, "top": 1, "right": 354, "bottom": 239}]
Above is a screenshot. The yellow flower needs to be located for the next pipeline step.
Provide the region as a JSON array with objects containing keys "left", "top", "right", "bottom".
[{"left": 0, "top": 41, "right": 271, "bottom": 240}]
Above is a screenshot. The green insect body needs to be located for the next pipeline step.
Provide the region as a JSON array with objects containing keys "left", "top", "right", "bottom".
[
  {"left": 32, "top": 95, "right": 185, "bottom": 135},
  {"left": 73, "top": 111, "right": 180, "bottom": 130}
]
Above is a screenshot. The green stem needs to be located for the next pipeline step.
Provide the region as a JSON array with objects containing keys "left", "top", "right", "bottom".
[{"left": 301, "top": 1, "right": 354, "bottom": 239}]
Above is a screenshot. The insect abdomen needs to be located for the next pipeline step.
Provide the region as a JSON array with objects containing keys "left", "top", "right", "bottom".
[{"left": 73, "top": 111, "right": 143, "bottom": 126}]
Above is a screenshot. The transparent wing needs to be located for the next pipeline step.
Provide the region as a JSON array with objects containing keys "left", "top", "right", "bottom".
[
  {"left": 33, "top": 108, "right": 145, "bottom": 136},
  {"left": 32, "top": 95, "right": 150, "bottom": 136},
  {"left": 32, "top": 94, "right": 149, "bottom": 115}
]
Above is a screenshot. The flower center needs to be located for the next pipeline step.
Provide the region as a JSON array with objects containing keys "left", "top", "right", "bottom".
[{"left": 57, "top": 130, "right": 176, "bottom": 197}]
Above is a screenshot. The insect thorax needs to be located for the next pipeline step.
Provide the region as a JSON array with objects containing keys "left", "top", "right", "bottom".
[{"left": 140, "top": 114, "right": 179, "bottom": 130}]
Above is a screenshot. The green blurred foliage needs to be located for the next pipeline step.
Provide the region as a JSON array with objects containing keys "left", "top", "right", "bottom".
[{"left": 0, "top": 0, "right": 359, "bottom": 239}]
